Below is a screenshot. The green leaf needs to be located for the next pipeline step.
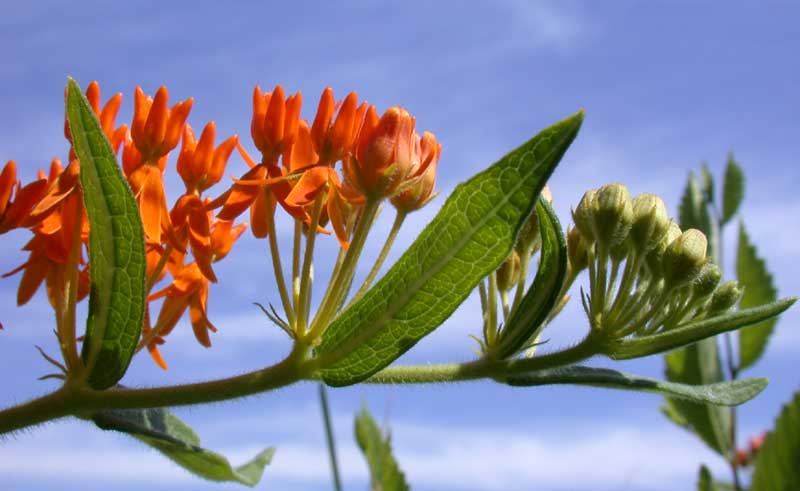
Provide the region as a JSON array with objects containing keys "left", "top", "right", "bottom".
[
  {"left": 701, "top": 163, "right": 715, "bottom": 204},
  {"left": 737, "top": 223, "right": 778, "bottom": 371},
  {"left": 93, "top": 408, "right": 274, "bottom": 487},
  {"left": 697, "top": 465, "right": 712, "bottom": 491},
  {"left": 505, "top": 366, "right": 765, "bottom": 405},
  {"left": 318, "top": 111, "right": 584, "bottom": 386},
  {"left": 751, "top": 391, "right": 800, "bottom": 491},
  {"left": 491, "top": 199, "right": 567, "bottom": 359},
  {"left": 66, "top": 78, "right": 146, "bottom": 389},
  {"left": 721, "top": 155, "right": 744, "bottom": 225},
  {"left": 610, "top": 297, "right": 796, "bottom": 359},
  {"left": 354, "top": 406, "right": 409, "bottom": 491},
  {"left": 663, "top": 338, "right": 731, "bottom": 456}
]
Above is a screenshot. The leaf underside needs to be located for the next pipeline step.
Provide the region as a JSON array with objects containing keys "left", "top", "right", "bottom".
[
  {"left": 318, "top": 111, "right": 584, "bottom": 386},
  {"left": 93, "top": 408, "right": 274, "bottom": 487},
  {"left": 66, "top": 78, "right": 146, "bottom": 390},
  {"left": 505, "top": 365, "right": 766, "bottom": 406}
]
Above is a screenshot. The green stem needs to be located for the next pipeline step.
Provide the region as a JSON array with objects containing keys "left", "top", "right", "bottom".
[
  {"left": 318, "top": 383, "right": 343, "bottom": 491},
  {"left": 309, "top": 199, "right": 381, "bottom": 337},
  {"left": 0, "top": 333, "right": 603, "bottom": 435},
  {"left": 267, "top": 204, "right": 296, "bottom": 329},
  {"left": 363, "top": 333, "right": 600, "bottom": 384},
  {"left": 297, "top": 194, "right": 326, "bottom": 336},
  {"left": 348, "top": 210, "right": 406, "bottom": 306},
  {"left": 292, "top": 219, "right": 302, "bottom": 311}
]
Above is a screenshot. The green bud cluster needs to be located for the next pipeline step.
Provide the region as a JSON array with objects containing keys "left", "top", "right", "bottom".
[{"left": 569, "top": 182, "right": 738, "bottom": 338}]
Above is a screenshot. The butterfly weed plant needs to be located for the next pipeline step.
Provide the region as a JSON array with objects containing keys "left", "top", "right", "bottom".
[{"left": 0, "top": 78, "right": 794, "bottom": 487}]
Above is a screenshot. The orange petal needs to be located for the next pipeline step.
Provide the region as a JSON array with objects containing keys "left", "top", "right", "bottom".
[
  {"left": 311, "top": 87, "right": 335, "bottom": 151},
  {"left": 285, "top": 167, "right": 332, "bottom": 207},
  {"left": 327, "top": 185, "right": 350, "bottom": 249},
  {"left": 249, "top": 187, "right": 275, "bottom": 238}
]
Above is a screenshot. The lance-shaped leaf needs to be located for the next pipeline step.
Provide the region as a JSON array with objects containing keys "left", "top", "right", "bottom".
[
  {"left": 66, "top": 78, "right": 146, "bottom": 389},
  {"left": 737, "top": 223, "right": 778, "bottom": 371},
  {"left": 700, "top": 163, "right": 714, "bottom": 204},
  {"left": 93, "top": 408, "right": 274, "bottom": 487},
  {"left": 610, "top": 297, "right": 796, "bottom": 360},
  {"left": 355, "top": 406, "right": 409, "bottom": 491},
  {"left": 721, "top": 155, "right": 744, "bottom": 225},
  {"left": 505, "top": 365, "right": 765, "bottom": 406},
  {"left": 679, "top": 171, "right": 714, "bottom": 241},
  {"left": 697, "top": 465, "right": 712, "bottom": 491},
  {"left": 489, "top": 199, "right": 567, "bottom": 359},
  {"left": 318, "top": 111, "right": 584, "bottom": 386},
  {"left": 662, "top": 338, "right": 732, "bottom": 455},
  {"left": 751, "top": 391, "right": 800, "bottom": 491}
]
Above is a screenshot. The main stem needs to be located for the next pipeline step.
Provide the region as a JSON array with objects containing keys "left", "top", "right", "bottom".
[{"left": 0, "top": 332, "right": 601, "bottom": 435}]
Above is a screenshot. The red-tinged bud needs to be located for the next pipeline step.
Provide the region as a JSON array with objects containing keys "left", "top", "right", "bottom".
[
  {"left": 350, "top": 106, "right": 416, "bottom": 199},
  {"left": 391, "top": 131, "right": 441, "bottom": 212}
]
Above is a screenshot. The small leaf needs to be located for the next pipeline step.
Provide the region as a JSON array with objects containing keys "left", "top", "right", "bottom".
[
  {"left": 663, "top": 338, "right": 732, "bottom": 455},
  {"left": 505, "top": 365, "right": 765, "bottom": 405},
  {"left": 66, "top": 78, "right": 146, "bottom": 389},
  {"left": 697, "top": 465, "right": 712, "bottom": 491},
  {"left": 721, "top": 155, "right": 744, "bottom": 225},
  {"left": 610, "top": 297, "right": 796, "bottom": 360},
  {"left": 737, "top": 223, "right": 778, "bottom": 371},
  {"left": 354, "top": 406, "right": 409, "bottom": 491},
  {"left": 751, "top": 390, "right": 800, "bottom": 491},
  {"left": 701, "top": 164, "right": 714, "bottom": 204},
  {"left": 490, "top": 199, "right": 567, "bottom": 359},
  {"left": 318, "top": 111, "right": 584, "bottom": 386},
  {"left": 93, "top": 408, "right": 274, "bottom": 487}
]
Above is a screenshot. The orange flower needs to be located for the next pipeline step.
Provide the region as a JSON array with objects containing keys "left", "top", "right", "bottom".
[
  {"left": 64, "top": 81, "right": 127, "bottom": 159},
  {"left": 176, "top": 123, "right": 238, "bottom": 194},
  {"left": 149, "top": 262, "right": 217, "bottom": 348},
  {"left": 131, "top": 86, "right": 193, "bottom": 163},
  {"left": 390, "top": 131, "right": 441, "bottom": 212},
  {"left": 123, "top": 131, "right": 173, "bottom": 244},
  {"left": 310, "top": 88, "right": 367, "bottom": 165},
  {"left": 212, "top": 86, "right": 309, "bottom": 236},
  {"left": 251, "top": 85, "right": 302, "bottom": 163},
  {"left": 0, "top": 160, "right": 48, "bottom": 234},
  {"left": 346, "top": 106, "right": 416, "bottom": 199}
]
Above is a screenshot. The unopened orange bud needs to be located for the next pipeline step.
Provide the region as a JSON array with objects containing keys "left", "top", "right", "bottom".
[
  {"left": 390, "top": 131, "right": 441, "bottom": 212},
  {"left": 350, "top": 106, "right": 416, "bottom": 199}
]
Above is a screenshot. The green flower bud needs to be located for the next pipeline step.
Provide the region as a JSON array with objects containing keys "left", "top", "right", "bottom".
[
  {"left": 572, "top": 189, "right": 597, "bottom": 244},
  {"left": 610, "top": 240, "right": 629, "bottom": 263},
  {"left": 592, "top": 183, "right": 633, "bottom": 248},
  {"left": 496, "top": 250, "right": 521, "bottom": 292},
  {"left": 692, "top": 262, "right": 722, "bottom": 300},
  {"left": 707, "top": 281, "right": 743, "bottom": 315},
  {"left": 629, "top": 193, "right": 669, "bottom": 255},
  {"left": 567, "top": 226, "right": 590, "bottom": 272},
  {"left": 662, "top": 228, "right": 708, "bottom": 289},
  {"left": 645, "top": 221, "right": 682, "bottom": 276}
]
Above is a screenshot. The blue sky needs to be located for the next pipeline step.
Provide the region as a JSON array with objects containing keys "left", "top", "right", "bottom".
[{"left": 1, "top": 1, "right": 798, "bottom": 490}]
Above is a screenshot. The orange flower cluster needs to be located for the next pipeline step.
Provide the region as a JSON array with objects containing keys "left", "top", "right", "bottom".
[{"left": 1, "top": 81, "right": 441, "bottom": 370}]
